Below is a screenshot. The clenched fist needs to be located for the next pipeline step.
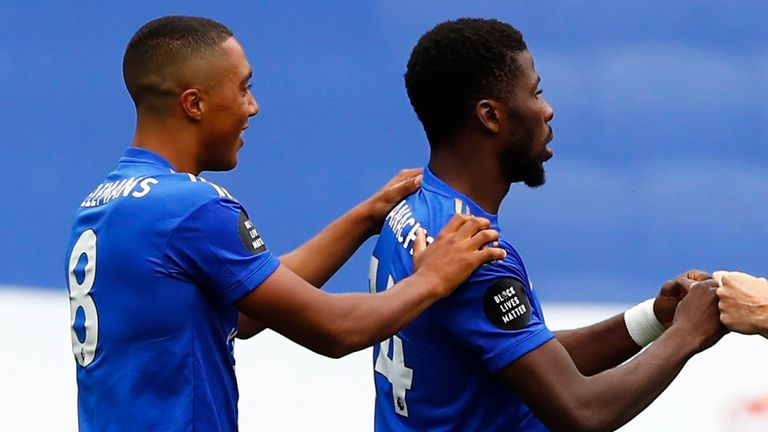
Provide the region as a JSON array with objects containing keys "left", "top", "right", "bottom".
[{"left": 714, "top": 271, "right": 768, "bottom": 338}]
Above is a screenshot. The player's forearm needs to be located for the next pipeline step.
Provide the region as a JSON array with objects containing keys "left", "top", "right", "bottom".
[
  {"left": 239, "top": 270, "right": 442, "bottom": 358},
  {"left": 306, "top": 272, "right": 442, "bottom": 358},
  {"left": 280, "top": 203, "right": 373, "bottom": 287},
  {"left": 563, "top": 327, "right": 696, "bottom": 431},
  {"left": 554, "top": 314, "right": 641, "bottom": 376}
]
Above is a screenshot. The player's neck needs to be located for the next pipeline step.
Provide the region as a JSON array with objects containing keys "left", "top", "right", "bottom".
[
  {"left": 132, "top": 115, "right": 203, "bottom": 175},
  {"left": 428, "top": 142, "right": 510, "bottom": 215}
]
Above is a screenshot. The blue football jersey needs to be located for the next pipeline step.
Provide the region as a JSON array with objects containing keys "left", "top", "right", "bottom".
[
  {"left": 65, "top": 148, "right": 279, "bottom": 431},
  {"left": 370, "top": 167, "right": 554, "bottom": 431}
]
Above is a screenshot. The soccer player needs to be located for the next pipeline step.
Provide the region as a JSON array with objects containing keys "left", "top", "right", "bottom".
[
  {"left": 65, "top": 16, "right": 506, "bottom": 431},
  {"left": 370, "top": 18, "right": 725, "bottom": 431},
  {"left": 714, "top": 271, "right": 768, "bottom": 337}
]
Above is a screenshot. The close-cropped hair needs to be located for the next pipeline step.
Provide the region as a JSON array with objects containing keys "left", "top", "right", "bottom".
[
  {"left": 405, "top": 18, "right": 528, "bottom": 145},
  {"left": 122, "top": 15, "right": 233, "bottom": 110}
]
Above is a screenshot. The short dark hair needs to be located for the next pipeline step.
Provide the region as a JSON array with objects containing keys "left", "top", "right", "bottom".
[
  {"left": 122, "top": 16, "right": 233, "bottom": 112},
  {"left": 405, "top": 18, "right": 528, "bottom": 145}
]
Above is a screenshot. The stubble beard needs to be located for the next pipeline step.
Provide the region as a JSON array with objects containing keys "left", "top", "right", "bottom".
[
  {"left": 502, "top": 133, "right": 547, "bottom": 188},
  {"left": 521, "top": 163, "right": 546, "bottom": 188}
]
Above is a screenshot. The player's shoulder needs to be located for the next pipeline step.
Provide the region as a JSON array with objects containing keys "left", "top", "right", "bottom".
[
  {"left": 379, "top": 187, "right": 456, "bottom": 252},
  {"left": 165, "top": 175, "right": 251, "bottom": 226},
  {"left": 471, "top": 239, "right": 527, "bottom": 284},
  {"left": 75, "top": 171, "right": 243, "bottom": 224},
  {"left": 156, "top": 173, "right": 236, "bottom": 200},
  {"left": 405, "top": 186, "right": 463, "bottom": 231},
  {"left": 140, "top": 172, "right": 239, "bottom": 210},
  {"left": 413, "top": 185, "right": 528, "bottom": 280}
]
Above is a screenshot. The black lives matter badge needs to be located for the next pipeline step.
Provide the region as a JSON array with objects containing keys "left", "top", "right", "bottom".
[
  {"left": 238, "top": 210, "right": 267, "bottom": 254},
  {"left": 483, "top": 278, "right": 532, "bottom": 330}
]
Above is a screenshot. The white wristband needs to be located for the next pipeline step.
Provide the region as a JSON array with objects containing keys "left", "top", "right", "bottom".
[{"left": 624, "top": 298, "right": 665, "bottom": 347}]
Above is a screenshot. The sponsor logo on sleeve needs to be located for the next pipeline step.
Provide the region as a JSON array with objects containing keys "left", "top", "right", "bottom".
[
  {"left": 238, "top": 210, "right": 267, "bottom": 254},
  {"left": 482, "top": 278, "right": 532, "bottom": 330}
]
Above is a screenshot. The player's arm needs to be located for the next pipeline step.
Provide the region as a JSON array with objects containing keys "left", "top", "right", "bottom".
[
  {"left": 237, "top": 169, "right": 422, "bottom": 339},
  {"left": 554, "top": 270, "right": 711, "bottom": 376},
  {"left": 237, "top": 215, "right": 506, "bottom": 358},
  {"left": 714, "top": 270, "right": 768, "bottom": 338},
  {"left": 553, "top": 315, "right": 640, "bottom": 377},
  {"left": 500, "top": 281, "right": 725, "bottom": 432}
]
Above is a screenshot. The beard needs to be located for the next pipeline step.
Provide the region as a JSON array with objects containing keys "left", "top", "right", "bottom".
[
  {"left": 502, "top": 111, "right": 550, "bottom": 188},
  {"left": 501, "top": 135, "right": 547, "bottom": 188},
  {"left": 521, "top": 162, "right": 546, "bottom": 188}
]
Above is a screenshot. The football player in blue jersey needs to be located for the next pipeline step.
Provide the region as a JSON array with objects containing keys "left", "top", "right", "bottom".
[
  {"left": 370, "top": 18, "right": 726, "bottom": 431},
  {"left": 65, "top": 16, "right": 506, "bottom": 431}
]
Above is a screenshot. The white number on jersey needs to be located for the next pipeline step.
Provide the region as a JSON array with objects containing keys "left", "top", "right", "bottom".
[
  {"left": 370, "top": 256, "right": 414, "bottom": 417},
  {"left": 68, "top": 229, "right": 99, "bottom": 367}
]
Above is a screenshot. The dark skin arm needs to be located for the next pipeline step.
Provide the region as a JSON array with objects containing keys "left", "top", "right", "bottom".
[
  {"left": 554, "top": 315, "right": 639, "bottom": 377},
  {"left": 237, "top": 169, "right": 423, "bottom": 339},
  {"left": 501, "top": 280, "right": 725, "bottom": 432},
  {"left": 237, "top": 215, "right": 506, "bottom": 358},
  {"left": 555, "top": 270, "right": 711, "bottom": 376}
]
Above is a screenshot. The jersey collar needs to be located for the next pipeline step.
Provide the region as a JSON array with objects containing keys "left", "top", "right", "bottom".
[
  {"left": 422, "top": 166, "right": 499, "bottom": 223},
  {"left": 119, "top": 147, "right": 177, "bottom": 172}
]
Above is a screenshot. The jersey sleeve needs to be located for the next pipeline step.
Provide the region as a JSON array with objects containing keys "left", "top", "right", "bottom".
[
  {"left": 164, "top": 197, "right": 280, "bottom": 303},
  {"left": 438, "top": 249, "right": 554, "bottom": 372}
]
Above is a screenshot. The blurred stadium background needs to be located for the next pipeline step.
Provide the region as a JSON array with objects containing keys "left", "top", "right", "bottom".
[{"left": 2, "top": 1, "right": 767, "bottom": 430}]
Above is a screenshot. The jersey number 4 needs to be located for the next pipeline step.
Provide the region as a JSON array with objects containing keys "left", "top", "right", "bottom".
[
  {"left": 370, "top": 256, "right": 414, "bottom": 417},
  {"left": 67, "top": 229, "right": 99, "bottom": 367}
]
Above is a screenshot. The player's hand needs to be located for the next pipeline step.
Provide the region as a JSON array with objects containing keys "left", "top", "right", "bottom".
[
  {"left": 654, "top": 269, "right": 712, "bottom": 329},
  {"left": 411, "top": 214, "right": 506, "bottom": 298},
  {"left": 671, "top": 279, "right": 727, "bottom": 353},
  {"left": 713, "top": 271, "right": 768, "bottom": 338},
  {"left": 360, "top": 168, "right": 423, "bottom": 236}
]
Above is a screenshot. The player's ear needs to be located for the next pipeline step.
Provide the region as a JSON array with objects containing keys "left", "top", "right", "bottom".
[
  {"left": 179, "top": 88, "right": 204, "bottom": 121},
  {"left": 476, "top": 99, "right": 501, "bottom": 134}
]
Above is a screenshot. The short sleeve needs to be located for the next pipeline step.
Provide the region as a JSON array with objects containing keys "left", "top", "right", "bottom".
[
  {"left": 164, "top": 198, "right": 280, "bottom": 303},
  {"left": 438, "top": 251, "right": 554, "bottom": 372}
]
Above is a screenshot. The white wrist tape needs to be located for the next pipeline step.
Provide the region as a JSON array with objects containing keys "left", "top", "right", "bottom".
[{"left": 624, "top": 298, "right": 665, "bottom": 347}]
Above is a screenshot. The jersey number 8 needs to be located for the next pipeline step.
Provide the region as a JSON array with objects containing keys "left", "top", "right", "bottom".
[{"left": 67, "top": 229, "right": 99, "bottom": 367}]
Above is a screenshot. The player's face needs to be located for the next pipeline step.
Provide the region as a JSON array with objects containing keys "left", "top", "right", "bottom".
[
  {"left": 500, "top": 51, "right": 554, "bottom": 187},
  {"left": 199, "top": 37, "right": 259, "bottom": 171}
]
